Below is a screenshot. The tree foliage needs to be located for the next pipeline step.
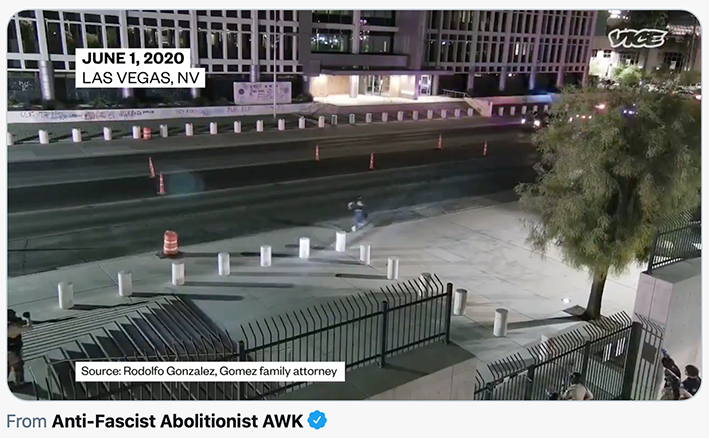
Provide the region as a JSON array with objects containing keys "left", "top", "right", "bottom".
[
  {"left": 516, "top": 85, "right": 701, "bottom": 318},
  {"left": 614, "top": 65, "right": 644, "bottom": 86}
]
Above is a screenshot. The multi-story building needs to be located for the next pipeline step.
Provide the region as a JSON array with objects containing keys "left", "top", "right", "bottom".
[{"left": 7, "top": 9, "right": 598, "bottom": 104}]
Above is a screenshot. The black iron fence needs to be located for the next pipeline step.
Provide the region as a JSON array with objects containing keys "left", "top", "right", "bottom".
[
  {"left": 30, "top": 276, "right": 453, "bottom": 401},
  {"left": 647, "top": 211, "right": 701, "bottom": 274}
]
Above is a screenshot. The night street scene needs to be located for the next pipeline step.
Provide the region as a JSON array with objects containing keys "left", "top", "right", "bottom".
[{"left": 6, "top": 10, "right": 702, "bottom": 401}]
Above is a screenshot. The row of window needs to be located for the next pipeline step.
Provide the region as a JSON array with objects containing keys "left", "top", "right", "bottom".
[
  {"left": 312, "top": 10, "right": 396, "bottom": 26},
  {"left": 310, "top": 29, "right": 395, "bottom": 54},
  {"left": 430, "top": 11, "right": 594, "bottom": 37}
]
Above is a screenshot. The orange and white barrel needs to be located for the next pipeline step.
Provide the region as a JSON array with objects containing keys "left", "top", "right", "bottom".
[
  {"left": 163, "top": 230, "right": 179, "bottom": 256},
  {"left": 143, "top": 127, "right": 152, "bottom": 140}
]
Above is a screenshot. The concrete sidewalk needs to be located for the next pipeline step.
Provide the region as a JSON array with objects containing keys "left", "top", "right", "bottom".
[
  {"left": 7, "top": 192, "right": 641, "bottom": 363},
  {"left": 7, "top": 116, "right": 520, "bottom": 163}
]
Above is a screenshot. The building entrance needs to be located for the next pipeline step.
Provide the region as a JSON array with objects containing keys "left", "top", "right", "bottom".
[{"left": 363, "top": 75, "right": 390, "bottom": 96}]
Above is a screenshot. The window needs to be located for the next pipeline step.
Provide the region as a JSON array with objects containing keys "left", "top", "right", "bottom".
[
  {"left": 663, "top": 52, "right": 684, "bottom": 70},
  {"left": 211, "top": 29, "right": 224, "bottom": 59},
  {"left": 360, "top": 31, "right": 394, "bottom": 54},
  {"left": 7, "top": 20, "right": 19, "bottom": 52},
  {"left": 179, "top": 30, "right": 190, "bottom": 49},
  {"left": 162, "top": 29, "right": 176, "bottom": 48},
  {"left": 243, "top": 33, "right": 251, "bottom": 59},
  {"left": 227, "top": 27, "right": 239, "bottom": 59},
  {"left": 284, "top": 11, "right": 294, "bottom": 21},
  {"left": 312, "top": 10, "right": 353, "bottom": 25},
  {"left": 144, "top": 28, "right": 159, "bottom": 49},
  {"left": 128, "top": 27, "right": 141, "bottom": 48},
  {"left": 198, "top": 27, "right": 208, "bottom": 58},
  {"left": 311, "top": 28, "right": 351, "bottom": 53},
  {"left": 106, "top": 26, "right": 120, "bottom": 48},
  {"left": 86, "top": 25, "right": 103, "bottom": 49},
  {"left": 46, "top": 21, "right": 64, "bottom": 53},
  {"left": 19, "top": 20, "right": 39, "bottom": 53},
  {"left": 284, "top": 35, "right": 294, "bottom": 60},
  {"left": 65, "top": 23, "right": 84, "bottom": 54},
  {"left": 361, "top": 10, "right": 395, "bottom": 27}
]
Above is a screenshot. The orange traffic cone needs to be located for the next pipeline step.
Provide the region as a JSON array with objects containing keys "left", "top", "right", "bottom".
[
  {"left": 437, "top": 134, "right": 442, "bottom": 150},
  {"left": 149, "top": 157, "right": 156, "bottom": 178},
  {"left": 369, "top": 152, "right": 375, "bottom": 170},
  {"left": 158, "top": 172, "right": 166, "bottom": 195},
  {"left": 483, "top": 141, "right": 488, "bottom": 157},
  {"left": 315, "top": 144, "right": 320, "bottom": 162}
]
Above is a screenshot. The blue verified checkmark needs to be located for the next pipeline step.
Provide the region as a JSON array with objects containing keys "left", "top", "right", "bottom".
[{"left": 307, "top": 410, "right": 327, "bottom": 430}]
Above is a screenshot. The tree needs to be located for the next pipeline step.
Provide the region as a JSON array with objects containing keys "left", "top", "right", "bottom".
[
  {"left": 515, "top": 86, "right": 701, "bottom": 319},
  {"left": 615, "top": 65, "right": 644, "bottom": 86}
]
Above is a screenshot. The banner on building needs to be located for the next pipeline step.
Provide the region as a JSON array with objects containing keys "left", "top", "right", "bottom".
[{"left": 233, "top": 82, "right": 292, "bottom": 105}]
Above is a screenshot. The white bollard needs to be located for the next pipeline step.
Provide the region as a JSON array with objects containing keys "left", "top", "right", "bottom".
[
  {"left": 467, "top": 108, "right": 474, "bottom": 116},
  {"left": 521, "top": 106, "right": 527, "bottom": 115},
  {"left": 349, "top": 114, "right": 356, "bottom": 124},
  {"left": 118, "top": 271, "right": 133, "bottom": 297},
  {"left": 412, "top": 110, "right": 419, "bottom": 120},
  {"left": 210, "top": 122, "right": 218, "bottom": 135},
  {"left": 71, "top": 128, "right": 82, "bottom": 143},
  {"left": 58, "top": 282, "right": 74, "bottom": 309},
  {"left": 172, "top": 261, "right": 185, "bottom": 286},
  {"left": 493, "top": 308, "right": 509, "bottom": 337},
  {"left": 359, "top": 244, "right": 371, "bottom": 266},
  {"left": 234, "top": 121, "right": 242, "bottom": 133},
  {"left": 160, "top": 124, "right": 169, "bottom": 137},
  {"left": 453, "top": 288, "right": 468, "bottom": 316},
  {"left": 365, "top": 113, "right": 372, "bottom": 123},
  {"left": 257, "top": 120, "right": 264, "bottom": 132},
  {"left": 382, "top": 112, "right": 388, "bottom": 122},
  {"left": 330, "top": 115, "right": 338, "bottom": 126},
  {"left": 543, "top": 105, "right": 549, "bottom": 112},
  {"left": 278, "top": 119, "right": 286, "bottom": 131},
  {"left": 185, "top": 123, "right": 194, "bottom": 136},
  {"left": 387, "top": 257, "right": 400, "bottom": 280},
  {"left": 318, "top": 116, "right": 325, "bottom": 128},
  {"left": 218, "top": 252, "right": 230, "bottom": 276},
  {"left": 441, "top": 109, "right": 447, "bottom": 119},
  {"left": 7, "top": 132, "right": 14, "bottom": 146},
  {"left": 299, "top": 237, "right": 310, "bottom": 259},
  {"left": 498, "top": 107, "right": 504, "bottom": 116},
  {"left": 532, "top": 105, "right": 538, "bottom": 113},
  {"left": 335, "top": 231, "right": 347, "bottom": 252},
  {"left": 298, "top": 117, "right": 306, "bottom": 129},
  {"left": 39, "top": 130, "right": 49, "bottom": 144},
  {"left": 427, "top": 109, "right": 433, "bottom": 120},
  {"left": 419, "top": 272, "right": 433, "bottom": 297},
  {"left": 454, "top": 109, "right": 461, "bottom": 118},
  {"left": 260, "top": 245, "right": 272, "bottom": 267},
  {"left": 397, "top": 111, "right": 404, "bottom": 121},
  {"left": 132, "top": 126, "right": 141, "bottom": 139},
  {"left": 510, "top": 107, "right": 516, "bottom": 116}
]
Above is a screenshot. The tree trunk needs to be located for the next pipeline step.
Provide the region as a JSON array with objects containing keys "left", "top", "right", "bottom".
[{"left": 583, "top": 269, "right": 609, "bottom": 320}]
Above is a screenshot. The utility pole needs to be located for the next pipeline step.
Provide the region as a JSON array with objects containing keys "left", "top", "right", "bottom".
[{"left": 272, "top": 22, "right": 278, "bottom": 119}]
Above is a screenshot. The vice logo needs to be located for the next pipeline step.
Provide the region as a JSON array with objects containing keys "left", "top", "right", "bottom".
[{"left": 608, "top": 28, "right": 668, "bottom": 49}]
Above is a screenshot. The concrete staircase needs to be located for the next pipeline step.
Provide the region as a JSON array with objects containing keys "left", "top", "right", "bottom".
[{"left": 21, "top": 296, "right": 271, "bottom": 400}]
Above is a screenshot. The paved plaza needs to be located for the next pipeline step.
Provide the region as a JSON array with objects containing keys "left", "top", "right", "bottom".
[{"left": 7, "top": 191, "right": 641, "bottom": 363}]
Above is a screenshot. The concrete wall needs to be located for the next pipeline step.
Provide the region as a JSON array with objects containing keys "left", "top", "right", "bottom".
[
  {"left": 276, "top": 342, "right": 478, "bottom": 400},
  {"left": 633, "top": 258, "right": 702, "bottom": 372},
  {"left": 308, "top": 75, "right": 349, "bottom": 98},
  {"left": 312, "top": 53, "right": 409, "bottom": 68}
]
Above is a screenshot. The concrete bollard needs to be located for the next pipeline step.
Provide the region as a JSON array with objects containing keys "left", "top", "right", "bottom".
[
  {"left": 510, "top": 107, "right": 516, "bottom": 116},
  {"left": 299, "top": 237, "right": 310, "bottom": 259},
  {"left": 318, "top": 116, "right": 325, "bottom": 128},
  {"left": 132, "top": 126, "right": 141, "bottom": 139},
  {"left": 72, "top": 128, "right": 82, "bottom": 143},
  {"left": 397, "top": 111, "right": 404, "bottom": 121},
  {"left": 412, "top": 110, "right": 419, "bottom": 120},
  {"left": 521, "top": 106, "right": 527, "bottom": 115},
  {"left": 382, "top": 112, "right": 388, "bottom": 122},
  {"left": 7, "top": 132, "right": 13, "bottom": 146},
  {"left": 278, "top": 119, "right": 286, "bottom": 131},
  {"left": 172, "top": 260, "right": 185, "bottom": 286},
  {"left": 218, "top": 252, "right": 230, "bottom": 276},
  {"left": 330, "top": 115, "right": 337, "bottom": 126},
  {"left": 532, "top": 105, "right": 538, "bottom": 113},
  {"left": 453, "top": 288, "right": 468, "bottom": 316},
  {"left": 419, "top": 272, "right": 433, "bottom": 297},
  {"left": 210, "top": 122, "right": 218, "bottom": 135},
  {"left": 257, "top": 120, "right": 264, "bottom": 132},
  {"left": 298, "top": 117, "right": 306, "bottom": 129},
  {"left": 454, "top": 109, "right": 461, "bottom": 118},
  {"left": 160, "top": 124, "right": 169, "bottom": 137},
  {"left": 365, "top": 113, "right": 372, "bottom": 123},
  {"left": 118, "top": 271, "right": 133, "bottom": 297},
  {"left": 427, "top": 109, "right": 433, "bottom": 120},
  {"left": 359, "top": 244, "right": 371, "bottom": 266},
  {"left": 39, "top": 130, "right": 49, "bottom": 144},
  {"left": 234, "top": 121, "right": 242, "bottom": 133},
  {"left": 387, "top": 257, "right": 399, "bottom": 280},
  {"left": 467, "top": 108, "right": 474, "bottom": 116},
  {"left": 441, "top": 109, "right": 447, "bottom": 119},
  {"left": 543, "top": 105, "right": 549, "bottom": 112},
  {"left": 349, "top": 114, "right": 356, "bottom": 124},
  {"left": 58, "top": 282, "right": 75, "bottom": 309},
  {"left": 493, "top": 308, "right": 509, "bottom": 337},
  {"left": 260, "top": 245, "right": 272, "bottom": 267},
  {"left": 335, "top": 231, "right": 347, "bottom": 252},
  {"left": 185, "top": 123, "right": 194, "bottom": 136},
  {"left": 498, "top": 107, "right": 504, "bottom": 116}
]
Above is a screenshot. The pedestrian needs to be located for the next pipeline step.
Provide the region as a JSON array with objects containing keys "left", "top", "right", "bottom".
[
  {"left": 561, "top": 372, "right": 594, "bottom": 400},
  {"left": 7, "top": 309, "right": 32, "bottom": 387},
  {"left": 682, "top": 365, "right": 701, "bottom": 397},
  {"left": 660, "top": 350, "right": 683, "bottom": 400},
  {"left": 347, "top": 196, "right": 367, "bottom": 232}
]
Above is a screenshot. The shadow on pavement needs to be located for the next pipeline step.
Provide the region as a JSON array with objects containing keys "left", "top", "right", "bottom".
[
  {"left": 182, "top": 281, "right": 294, "bottom": 289},
  {"left": 507, "top": 316, "right": 580, "bottom": 330},
  {"left": 335, "top": 273, "right": 387, "bottom": 280}
]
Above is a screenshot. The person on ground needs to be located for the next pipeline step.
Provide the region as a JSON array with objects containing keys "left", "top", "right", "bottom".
[
  {"left": 682, "top": 365, "right": 701, "bottom": 397},
  {"left": 348, "top": 196, "right": 367, "bottom": 232},
  {"left": 7, "top": 309, "right": 32, "bottom": 387},
  {"left": 561, "top": 372, "right": 594, "bottom": 400}
]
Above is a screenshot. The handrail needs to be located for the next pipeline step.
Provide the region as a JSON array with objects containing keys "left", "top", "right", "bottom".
[{"left": 442, "top": 89, "right": 471, "bottom": 99}]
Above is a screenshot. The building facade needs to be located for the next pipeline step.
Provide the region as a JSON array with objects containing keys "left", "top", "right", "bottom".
[{"left": 7, "top": 9, "right": 598, "bottom": 104}]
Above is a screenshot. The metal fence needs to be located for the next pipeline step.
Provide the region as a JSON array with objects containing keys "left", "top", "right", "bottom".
[
  {"left": 647, "top": 210, "right": 701, "bottom": 273},
  {"left": 30, "top": 275, "right": 453, "bottom": 401},
  {"left": 473, "top": 312, "right": 642, "bottom": 400}
]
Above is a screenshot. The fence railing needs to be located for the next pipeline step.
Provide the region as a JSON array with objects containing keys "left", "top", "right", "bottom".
[
  {"left": 647, "top": 210, "right": 701, "bottom": 274},
  {"left": 442, "top": 89, "right": 471, "bottom": 99},
  {"left": 31, "top": 276, "right": 453, "bottom": 401}
]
